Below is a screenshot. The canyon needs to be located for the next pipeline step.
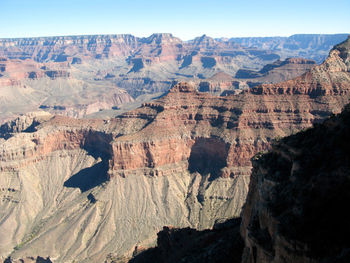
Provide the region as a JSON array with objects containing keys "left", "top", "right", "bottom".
[
  {"left": 132, "top": 91, "right": 350, "bottom": 263},
  {"left": 0, "top": 34, "right": 346, "bottom": 123},
  {"left": 131, "top": 36, "right": 350, "bottom": 263},
  {"left": 0, "top": 36, "right": 349, "bottom": 262}
]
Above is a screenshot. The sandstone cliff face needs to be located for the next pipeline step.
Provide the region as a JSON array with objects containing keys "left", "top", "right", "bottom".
[
  {"left": 0, "top": 35, "right": 139, "bottom": 61},
  {"left": 126, "top": 37, "right": 350, "bottom": 263},
  {"left": 0, "top": 37, "right": 350, "bottom": 262}
]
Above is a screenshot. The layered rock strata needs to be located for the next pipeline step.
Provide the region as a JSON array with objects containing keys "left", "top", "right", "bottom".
[
  {"left": 1, "top": 34, "right": 345, "bottom": 122},
  {"left": 198, "top": 58, "right": 317, "bottom": 96},
  {"left": 0, "top": 37, "right": 350, "bottom": 262}
]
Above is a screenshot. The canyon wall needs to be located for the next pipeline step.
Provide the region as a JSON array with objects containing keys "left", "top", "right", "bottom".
[
  {"left": 241, "top": 104, "right": 350, "bottom": 263},
  {"left": 129, "top": 36, "right": 350, "bottom": 263},
  {"left": 0, "top": 37, "right": 349, "bottom": 262}
]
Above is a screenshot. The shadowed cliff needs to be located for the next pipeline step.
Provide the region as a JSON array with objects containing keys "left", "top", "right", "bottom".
[{"left": 241, "top": 103, "right": 350, "bottom": 262}]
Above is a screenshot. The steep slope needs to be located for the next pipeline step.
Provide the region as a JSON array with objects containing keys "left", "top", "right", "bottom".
[
  {"left": 241, "top": 102, "right": 350, "bottom": 263},
  {"left": 0, "top": 37, "right": 350, "bottom": 262}
]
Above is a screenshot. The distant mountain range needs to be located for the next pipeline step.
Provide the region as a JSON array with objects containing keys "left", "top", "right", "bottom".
[
  {"left": 0, "top": 33, "right": 347, "bottom": 122},
  {"left": 226, "top": 34, "right": 349, "bottom": 63}
]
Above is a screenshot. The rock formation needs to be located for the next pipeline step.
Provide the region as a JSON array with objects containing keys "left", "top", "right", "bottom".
[
  {"left": 198, "top": 58, "right": 317, "bottom": 96},
  {"left": 241, "top": 101, "right": 350, "bottom": 263},
  {"left": 235, "top": 57, "right": 316, "bottom": 84},
  {"left": 128, "top": 37, "right": 350, "bottom": 263},
  {"left": 0, "top": 37, "right": 349, "bottom": 262},
  {"left": 239, "top": 37, "right": 350, "bottom": 263}
]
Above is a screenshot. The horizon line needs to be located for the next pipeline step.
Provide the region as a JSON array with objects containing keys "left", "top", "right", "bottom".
[{"left": 0, "top": 32, "right": 349, "bottom": 42}]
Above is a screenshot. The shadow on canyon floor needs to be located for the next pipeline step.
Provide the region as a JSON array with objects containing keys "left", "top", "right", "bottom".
[{"left": 64, "top": 159, "right": 109, "bottom": 192}]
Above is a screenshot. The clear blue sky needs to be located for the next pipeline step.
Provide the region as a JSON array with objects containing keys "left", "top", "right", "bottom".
[{"left": 0, "top": 0, "right": 349, "bottom": 40}]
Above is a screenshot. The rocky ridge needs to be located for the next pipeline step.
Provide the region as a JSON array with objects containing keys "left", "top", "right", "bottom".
[
  {"left": 0, "top": 37, "right": 350, "bottom": 262},
  {"left": 130, "top": 90, "right": 350, "bottom": 263}
]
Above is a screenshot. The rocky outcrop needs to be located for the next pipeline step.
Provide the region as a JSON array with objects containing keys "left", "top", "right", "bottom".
[
  {"left": 0, "top": 35, "right": 139, "bottom": 61},
  {"left": 198, "top": 72, "right": 246, "bottom": 95},
  {"left": 0, "top": 59, "right": 71, "bottom": 82},
  {"left": 38, "top": 90, "right": 134, "bottom": 118},
  {"left": 0, "top": 33, "right": 278, "bottom": 122},
  {"left": 240, "top": 103, "right": 350, "bottom": 263},
  {"left": 0, "top": 112, "right": 52, "bottom": 136},
  {"left": 3, "top": 256, "right": 52, "bottom": 263},
  {"left": 125, "top": 38, "right": 350, "bottom": 263},
  {"left": 0, "top": 33, "right": 275, "bottom": 71}
]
